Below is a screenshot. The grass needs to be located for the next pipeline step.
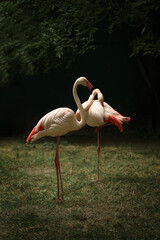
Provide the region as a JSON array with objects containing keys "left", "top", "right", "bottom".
[{"left": 0, "top": 135, "right": 160, "bottom": 239}]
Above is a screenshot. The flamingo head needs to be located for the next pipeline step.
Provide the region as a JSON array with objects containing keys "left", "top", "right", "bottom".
[{"left": 77, "top": 77, "right": 93, "bottom": 91}]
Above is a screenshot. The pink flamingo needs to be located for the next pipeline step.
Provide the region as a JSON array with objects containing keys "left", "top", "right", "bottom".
[
  {"left": 76, "top": 89, "right": 131, "bottom": 180},
  {"left": 26, "top": 77, "right": 93, "bottom": 201}
]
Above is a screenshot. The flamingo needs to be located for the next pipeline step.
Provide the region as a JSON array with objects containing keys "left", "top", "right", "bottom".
[
  {"left": 76, "top": 88, "right": 131, "bottom": 180},
  {"left": 26, "top": 77, "right": 93, "bottom": 201}
]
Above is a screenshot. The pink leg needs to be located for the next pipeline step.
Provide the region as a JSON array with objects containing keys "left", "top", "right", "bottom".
[
  {"left": 55, "top": 137, "right": 60, "bottom": 200},
  {"left": 97, "top": 129, "right": 100, "bottom": 180},
  {"left": 58, "top": 162, "right": 63, "bottom": 201},
  {"left": 56, "top": 136, "right": 64, "bottom": 201}
]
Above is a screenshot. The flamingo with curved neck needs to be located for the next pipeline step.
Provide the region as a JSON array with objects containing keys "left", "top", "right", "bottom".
[
  {"left": 76, "top": 88, "right": 131, "bottom": 180},
  {"left": 26, "top": 77, "right": 93, "bottom": 200}
]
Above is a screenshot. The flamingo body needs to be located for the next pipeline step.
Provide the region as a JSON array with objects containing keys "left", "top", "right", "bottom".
[
  {"left": 26, "top": 77, "right": 93, "bottom": 200},
  {"left": 85, "top": 100, "right": 105, "bottom": 127},
  {"left": 76, "top": 89, "right": 130, "bottom": 180},
  {"left": 76, "top": 90, "right": 130, "bottom": 131},
  {"left": 26, "top": 107, "right": 84, "bottom": 144}
]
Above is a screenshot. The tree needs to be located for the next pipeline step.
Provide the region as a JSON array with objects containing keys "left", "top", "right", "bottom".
[
  {"left": 105, "top": 0, "right": 160, "bottom": 131},
  {"left": 0, "top": 0, "right": 160, "bottom": 87},
  {"left": 0, "top": 0, "right": 104, "bottom": 86},
  {"left": 106, "top": 0, "right": 160, "bottom": 56}
]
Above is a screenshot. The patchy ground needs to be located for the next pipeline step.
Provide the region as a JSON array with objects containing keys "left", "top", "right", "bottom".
[{"left": 0, "top": 136, "right": 160, "bottom": 239}]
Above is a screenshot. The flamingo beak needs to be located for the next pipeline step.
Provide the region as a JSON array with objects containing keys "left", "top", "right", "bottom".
[{"left": 87, "top": 81, "right": 93, "bottom": 91}]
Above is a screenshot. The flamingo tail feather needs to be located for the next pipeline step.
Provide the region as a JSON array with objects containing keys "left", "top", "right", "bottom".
[
  {"left": 26, "top": 126, "right": 37, "bottom": 145},
  {"left": 104, "top": 115, "right": 123, "bottom": 132},
  {"left": 26, "top": 124, "right": 44, "bottom": 145}
]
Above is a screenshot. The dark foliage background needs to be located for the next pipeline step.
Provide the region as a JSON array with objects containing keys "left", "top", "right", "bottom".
[{"left": 0, "top": 0, "right": 160, "bottom": 137}]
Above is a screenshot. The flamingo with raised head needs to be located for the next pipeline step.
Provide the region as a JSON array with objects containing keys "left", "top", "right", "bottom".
[
  {"left": 26, "top": 77, "right": 93, "bottom": 201},
  {"left": 76, "top": 89, "right": 130, "bottom": 180}
]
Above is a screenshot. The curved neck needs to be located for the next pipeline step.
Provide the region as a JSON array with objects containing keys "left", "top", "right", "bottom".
[
  {"left": 85, "top": 89, "right": 100, "bottom": 109},
  {"left": 93, "top": 88, "right": 104, "bottom": 106},
  {"left": 92, "top": 89, "right": 101, "bottom": 98},
  {"left": 73, "top": 81, "right": 86, "bottom": 129}
]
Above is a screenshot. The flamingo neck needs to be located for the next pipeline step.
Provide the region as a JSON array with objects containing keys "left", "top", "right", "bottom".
[
  {"left": 73, "top": 81, "right": 86, "bottom": 129},
  {"left": 84, "top": 89, "right": 101, "bottom": 111}
]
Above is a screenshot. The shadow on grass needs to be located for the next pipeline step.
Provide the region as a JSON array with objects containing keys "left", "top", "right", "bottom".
[{"left": 1, "top": 174, "right": 160, "bottom": 240}]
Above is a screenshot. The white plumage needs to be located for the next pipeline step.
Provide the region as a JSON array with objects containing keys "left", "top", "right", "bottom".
[
  {"left": 26, "top": 77, "right": 93, "bottom": 201},
  {"left": 76, "top": 88, "right": 131, "bottom": 180}
]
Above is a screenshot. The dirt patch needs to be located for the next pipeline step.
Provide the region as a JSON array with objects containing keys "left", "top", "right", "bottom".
[{"left": 24, "top": 167, "right": 54, "bottom": 175}]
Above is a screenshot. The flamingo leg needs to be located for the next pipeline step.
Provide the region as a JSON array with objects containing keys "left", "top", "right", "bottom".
[
  {"left": 55, "top": 136, "right": 64, "bottom": 201},
  {"left": 56, "top": 136, "right": 64, "bottom": 201},
  {"left": 55, "top": 136, "right": 60, "bottom": 200},
  {"left": 97, "top": 128, "right": 100, "bottom": 180}
]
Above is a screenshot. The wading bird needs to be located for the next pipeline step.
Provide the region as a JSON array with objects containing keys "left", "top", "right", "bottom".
[
  {"left": 26, "top": 77, "right": 93, "bottom": 201},
  {"left": 76, "top": 89, "right": 130, "bottom": 180}
]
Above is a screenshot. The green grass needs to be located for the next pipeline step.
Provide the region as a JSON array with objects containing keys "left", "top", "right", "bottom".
[{"left": 0, "top": 136, "right": 160, "bottom": 240}]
